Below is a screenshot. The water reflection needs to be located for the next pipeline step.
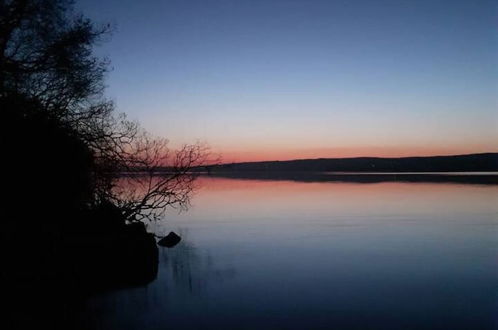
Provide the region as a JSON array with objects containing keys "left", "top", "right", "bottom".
[
  {"left": 158, "top": 229, "right": 237, "bottom": 295},
  {"left": 209, "top": 171, "right": 498, "bottom": 185},
  {"left": 82, "top": 230, "right": 236, "bottom": 330},
  {"left": 85, "top": 176, "right": 498, "bottom": 330}
]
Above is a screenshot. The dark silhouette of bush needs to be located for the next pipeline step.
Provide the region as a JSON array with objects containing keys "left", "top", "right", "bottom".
[
  {"left": 2, "top": 94, "right": 93, "bottom": 217},
  {"left": 0, "top": 92, "right": 160, "bottom": 330},
  {"left": 0, "top": 2, "right": 198, "bottom": 328}
]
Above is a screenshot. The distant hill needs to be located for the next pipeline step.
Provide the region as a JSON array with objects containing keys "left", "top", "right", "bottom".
[{"left": 206, "top": 153, "right": 498, "bottom": 173}]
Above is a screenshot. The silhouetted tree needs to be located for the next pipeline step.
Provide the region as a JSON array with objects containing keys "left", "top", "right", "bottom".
[
  {"left": 110, "top": 141, "right": 209, "bottom": 221},
  {"left": 1, "top": 2, "right": 211, "bottom": 328},
  {"left": 0, "top": 0, "right": 208, "bottom": 224},
  {"left": 0, "top": 0, "right": 109, "bottom": 114}
]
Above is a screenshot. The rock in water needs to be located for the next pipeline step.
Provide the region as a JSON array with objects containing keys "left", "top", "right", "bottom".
[{"left": 157, "top": 232, "right": 181, "bottom": 248}]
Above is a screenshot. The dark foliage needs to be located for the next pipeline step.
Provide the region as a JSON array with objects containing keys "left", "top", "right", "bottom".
[
  {"left": 0, "top": 1, "right": 207, "bottom": 328},
  {"left": 1, "top": 0, "right": 209, "bottom": 224}
]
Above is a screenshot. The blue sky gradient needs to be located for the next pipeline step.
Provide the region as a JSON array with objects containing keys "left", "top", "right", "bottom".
[{"left": 78, "top": 0, "right": 497, "bottom": 161}]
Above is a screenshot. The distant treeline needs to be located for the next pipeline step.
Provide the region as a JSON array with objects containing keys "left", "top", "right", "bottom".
[{"left": 200, "top": 153, "right": 498, "bottom": 173}]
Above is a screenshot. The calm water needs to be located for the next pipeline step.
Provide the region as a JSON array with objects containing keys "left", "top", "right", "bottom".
[{"left": 84, "top": 177, "right": 498, "bottom": 330}]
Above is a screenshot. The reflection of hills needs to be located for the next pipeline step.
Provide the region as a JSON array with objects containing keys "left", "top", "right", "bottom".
[
  {"left": 206, "top": 171, "right": 498, "bottom": 185},
  {"left": 203, "top": 153, "right": 498, "bottom": 185},
  {"left": 159, "top": 230, "right": 236, "bottom": 295}
]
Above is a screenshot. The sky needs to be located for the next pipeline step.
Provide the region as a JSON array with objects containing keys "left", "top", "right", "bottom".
[{"left": 77, "top": 0, "right": 497, "bottom": 162}]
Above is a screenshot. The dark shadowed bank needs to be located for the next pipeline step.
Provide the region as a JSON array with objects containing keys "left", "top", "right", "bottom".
[
  {"left": 1, "top": 95, "right": 159, "bottom": 330},
  {"left": 0, "top": 1, "right": 173, "bottom": 329}
]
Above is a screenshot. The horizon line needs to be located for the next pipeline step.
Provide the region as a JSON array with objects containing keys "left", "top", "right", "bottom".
[{"left": 209, "top": 151, "right": 498, "bottom": 166}]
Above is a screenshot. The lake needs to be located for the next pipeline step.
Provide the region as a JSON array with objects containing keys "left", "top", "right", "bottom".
[{"left": 82, "top": 176, "right": 498, "bottom": 330}]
